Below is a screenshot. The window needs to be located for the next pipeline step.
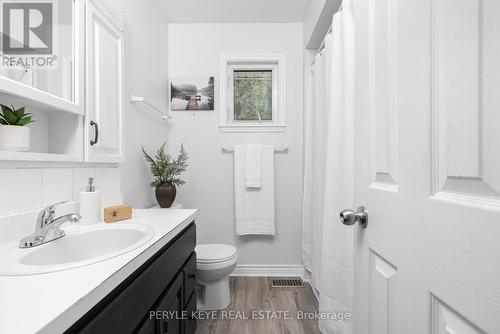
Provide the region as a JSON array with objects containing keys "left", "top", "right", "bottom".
[
  {"left": 234, "top": 70, "right": 272, "bottom": 121},
  {"left": 220, "top": 54, "right": 286, "bottom": 132}
]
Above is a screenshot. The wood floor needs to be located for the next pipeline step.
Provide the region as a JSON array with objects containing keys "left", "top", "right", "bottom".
[{"left": 196, "top": 277, "right": 321, "bottom": 334}]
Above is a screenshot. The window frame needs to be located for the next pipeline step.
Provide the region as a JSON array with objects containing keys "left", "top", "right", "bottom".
[{"left": 220, "top": 53, "right": 286, "bottom": 132}]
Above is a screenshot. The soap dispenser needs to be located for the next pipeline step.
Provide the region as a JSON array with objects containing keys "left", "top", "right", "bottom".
[{"left": 80, "top": 177, "right": 101, "bottom": 224}]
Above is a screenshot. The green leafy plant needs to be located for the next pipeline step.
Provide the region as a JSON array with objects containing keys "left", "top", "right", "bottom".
[
  {"left": 0, "top": 104, "right": 34, "bottom": 126},
  {"left": 142, "top": 143, "right": 189, "bottom": 188}
]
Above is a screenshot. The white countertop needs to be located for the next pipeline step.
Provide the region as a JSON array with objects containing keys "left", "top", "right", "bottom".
[{"left": 0, "top": 208, "right": 197, "bottom": 334}]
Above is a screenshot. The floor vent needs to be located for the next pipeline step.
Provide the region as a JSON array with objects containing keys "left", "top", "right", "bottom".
[{"left": 271, "top": 278, "right": 304, "bottom": 288}]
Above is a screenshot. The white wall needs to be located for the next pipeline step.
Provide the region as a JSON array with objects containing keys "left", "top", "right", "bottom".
[
  {"left": 101, "top": 0, "right": 170, "bottom": 208},
  {"left": 0, "top": 167, "right": 121, "bottom": 218},
  {"left": 168, "top": 23, "right": 304, "bottom": 266}
]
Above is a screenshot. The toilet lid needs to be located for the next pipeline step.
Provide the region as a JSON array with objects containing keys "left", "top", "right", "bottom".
[{"left": 196, "top": 244, "right": 237, "bottom": 263}]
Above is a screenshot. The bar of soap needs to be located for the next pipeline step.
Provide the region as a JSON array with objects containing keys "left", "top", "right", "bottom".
[{"left": 104, "top": 204, "right": 132, "bottom": 223}]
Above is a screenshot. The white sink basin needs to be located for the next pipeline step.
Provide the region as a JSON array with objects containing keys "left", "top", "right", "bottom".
[{"left": 0, "top": 223, "right": 155, "bottom": 276}]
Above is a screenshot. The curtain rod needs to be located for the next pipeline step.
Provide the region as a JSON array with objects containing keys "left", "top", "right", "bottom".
[{"left": 310, "top": 4, "right": 342, "bottom": 66}]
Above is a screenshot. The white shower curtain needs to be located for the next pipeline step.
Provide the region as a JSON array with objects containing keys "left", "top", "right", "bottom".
[
  {"left": 302, "top": 1, "right": 355, "bottom": 333},
  {"left": 302, "top": 40, "right": 329, "bottom": 290},
  {"left": 302, "top": 66, "right": 314, "bottom": 273}
]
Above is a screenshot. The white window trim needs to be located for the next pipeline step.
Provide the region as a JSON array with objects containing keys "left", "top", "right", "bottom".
[{"left": 220, "top": 53, "right": 286, "bottom": 132}]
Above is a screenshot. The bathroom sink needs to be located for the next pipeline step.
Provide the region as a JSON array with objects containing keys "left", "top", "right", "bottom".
[{"left": 0, "top": 223, "right": 155, "bottom": 276}]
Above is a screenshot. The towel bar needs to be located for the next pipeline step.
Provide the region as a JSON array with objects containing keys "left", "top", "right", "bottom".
[
  {"left": 129, "top": 94, "right": 173, "bottom": 120},
  {"left": 221, "top": 145, "right": 288, "bottom": 153}
]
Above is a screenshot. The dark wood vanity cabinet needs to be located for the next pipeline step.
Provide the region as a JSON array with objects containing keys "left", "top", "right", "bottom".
[
  {"left": 67, "top": 223, "right": 197, "bottom": 334},
  {"left": 155, "top": 273, "right": 184, "bottom": 334}
]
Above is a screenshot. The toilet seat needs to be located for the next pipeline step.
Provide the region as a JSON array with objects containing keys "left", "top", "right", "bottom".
[
  {"left": 196, "top": 255, "right": 237, "bottom": 271},
  {"left": 196, "top": 244, "right": 237, "bottom": 264}
]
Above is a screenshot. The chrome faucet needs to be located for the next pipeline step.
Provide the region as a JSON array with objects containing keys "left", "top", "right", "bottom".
[{"left": 19, "top": 201, "right": 81, "bottom": 248}]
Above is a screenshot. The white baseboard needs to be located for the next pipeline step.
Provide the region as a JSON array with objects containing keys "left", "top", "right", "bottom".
[
  {"left": 301, "top": 268, "right": 320, "bottom": 300},
  {"left": 302, "top": 278, "right": 320, "bottom": 301},
  {"left": 230, "top": 264, "right": 304, "bottom": 277}
]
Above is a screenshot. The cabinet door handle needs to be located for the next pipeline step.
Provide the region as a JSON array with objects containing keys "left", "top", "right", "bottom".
[{"left": 90, "top": 121, "right": 99, "bottom": 146}]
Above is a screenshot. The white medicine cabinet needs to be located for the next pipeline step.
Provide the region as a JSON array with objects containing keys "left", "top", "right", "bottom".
[
  {"left": 0, "top": 0, "right": 123, "bottom": 163},
  {"left": 85, "top": 0, "right": 124, "bottom": 163}
]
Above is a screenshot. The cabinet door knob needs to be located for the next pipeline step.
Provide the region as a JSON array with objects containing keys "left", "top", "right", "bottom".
[{"left": 90, "top": 121, "right": 99, "bottom": 146}]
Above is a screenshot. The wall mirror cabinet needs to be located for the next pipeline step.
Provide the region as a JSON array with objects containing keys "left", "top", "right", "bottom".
[{"left": 0, "top": 0, "right": 123, "bottom": 163}]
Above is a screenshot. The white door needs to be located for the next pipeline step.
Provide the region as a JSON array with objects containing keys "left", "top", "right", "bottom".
[
  {"left": 351, "top": 0, "right": 500, "bottom": 333},
  {"left": 85, "top": 0, "right": 124, "bottom": 163}
]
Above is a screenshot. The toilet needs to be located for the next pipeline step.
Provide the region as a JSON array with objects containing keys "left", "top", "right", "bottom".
[{"left": 195, "top": 244, "right": 238, "bottom": 310}]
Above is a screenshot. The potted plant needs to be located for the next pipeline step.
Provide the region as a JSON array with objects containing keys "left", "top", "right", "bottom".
[
  {"left": 142, "top": 143, "right": 189, "bottom": 208},
  {"left": 0, "top": 104, "right": 34, "bottom": 152}
]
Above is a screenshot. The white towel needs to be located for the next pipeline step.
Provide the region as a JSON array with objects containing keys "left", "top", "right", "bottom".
[
  {"left": 234, "top": 145, "right": 275, "bottom": 235},
  {"left": 245, "top": 144, "right": 262, "bottom": 188}
]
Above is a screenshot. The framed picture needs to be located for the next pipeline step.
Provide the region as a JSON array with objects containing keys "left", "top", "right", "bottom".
[{"left": 170, "top": 77, "right": 215, "bottom": 111}]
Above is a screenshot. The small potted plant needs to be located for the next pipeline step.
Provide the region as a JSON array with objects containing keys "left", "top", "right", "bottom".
[
  {"left": 142, "top": 143, "right": 188, "bottom": 208},
  {"left": 0, "top": 104, "right": 34, "bottom": 152}
]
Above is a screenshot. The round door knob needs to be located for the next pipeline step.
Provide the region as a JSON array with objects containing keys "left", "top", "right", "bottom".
[
  {"left": 340, "top": 209, "right": 357, "bottom": 226},
  {"left": 340, "top": 206, "right": 368, "bottom": 228}
]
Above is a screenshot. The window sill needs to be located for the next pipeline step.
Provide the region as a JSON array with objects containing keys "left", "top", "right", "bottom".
[{"left": 219, "top": 124, "right": 286, "bottom": 133}]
